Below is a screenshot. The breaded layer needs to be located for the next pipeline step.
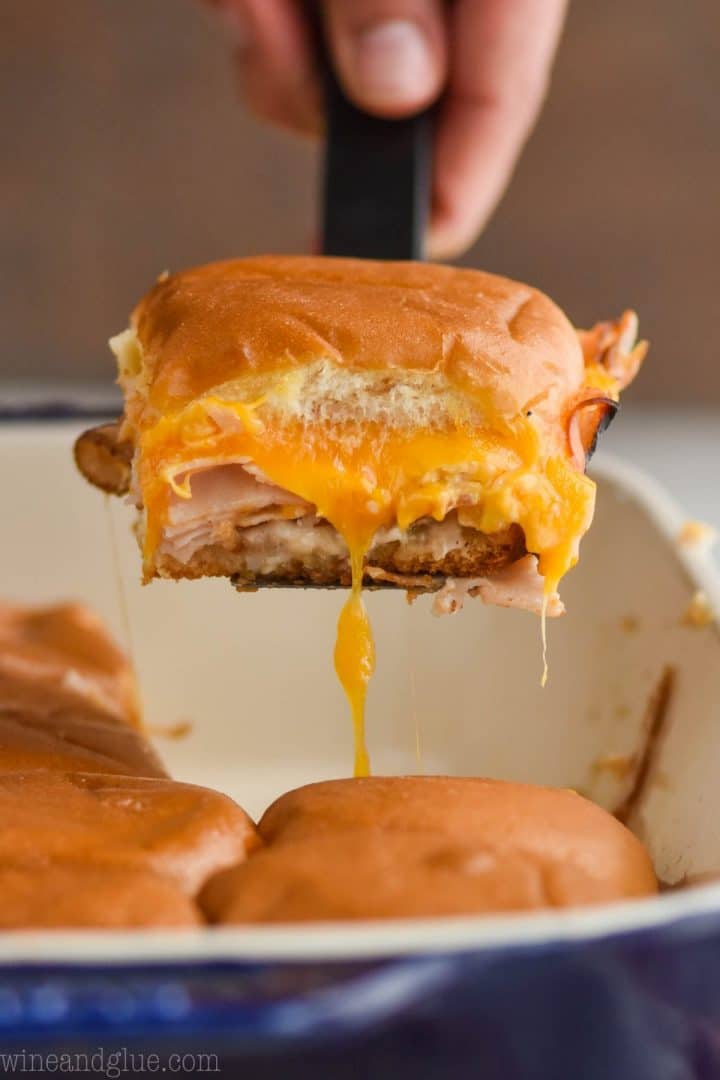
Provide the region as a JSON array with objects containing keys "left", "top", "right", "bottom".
[{"left": 154, "top": 516, "right": 526, "bottom": 590}]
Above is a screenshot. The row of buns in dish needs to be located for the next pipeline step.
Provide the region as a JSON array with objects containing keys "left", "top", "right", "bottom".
[{"left": 0, "top": 601, "right": 656, "bottom": 929}]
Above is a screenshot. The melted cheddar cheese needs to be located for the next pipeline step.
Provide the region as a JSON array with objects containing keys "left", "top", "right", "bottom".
[
  {"left": 334, "top": 557, "right": 374, "bottom": 777},
  {"left": 136, "top": 396, "right": 596, "bottom": 775}
]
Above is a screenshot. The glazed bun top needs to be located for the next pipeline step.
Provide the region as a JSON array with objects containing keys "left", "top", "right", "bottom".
[
  {"left": 130, "top": 255, "right": 585, "bottom": 421},
  {"left": 259, "top": 777, "right": 653, "bottom": 885},
  {"left": 200, "top": 777, "right": 658, "bottom": 920}
]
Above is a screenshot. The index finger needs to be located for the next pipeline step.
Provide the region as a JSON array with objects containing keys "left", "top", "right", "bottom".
[{"left": 429, "top": 0, "right": 568, "bottom": 259}]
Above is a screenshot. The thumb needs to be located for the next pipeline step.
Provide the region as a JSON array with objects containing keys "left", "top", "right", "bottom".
[{"left": 324, "top": 0, "right": 447, "bottom": 117}]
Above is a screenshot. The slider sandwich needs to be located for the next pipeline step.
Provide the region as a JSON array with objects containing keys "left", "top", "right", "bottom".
[
  {"left": 76, "top": 257, "right": 646, "bottom": 771},
  {"left": 201, "top": 777, "right": 658, "bottom": 922},
  {"left": 0, "top": 601, "right": 162, "bottom": 777},
  {"left": 0, "top": 601, "right": 259, "bottom": 929}
]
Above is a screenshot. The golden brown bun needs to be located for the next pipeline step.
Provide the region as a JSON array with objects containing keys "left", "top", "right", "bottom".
[
  {"left": 0, "top": 602, "right": 139, "bottom": 726},
  {"left": 0, "top": 863, "right": 201, "bottom": 929},
  {"left": 131, "top": 256, "right": 584, "bottom": 421},
  {"left": 0, "top": 706, "right": 166, "bottom": 778},
  {"left": 200, "top": 777, "right": 657, "bottom": 922},
  {"left": 0, "top": 600, "right": 259, "bottom": 927},
  {"left": 0, "top": 771, "right": 259, "bottom": 895},
  {"left": 0, "top": 602, "right": 164, "bottom": 777}
]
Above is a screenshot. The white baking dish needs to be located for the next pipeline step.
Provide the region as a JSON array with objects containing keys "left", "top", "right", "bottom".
[{"left": 0, "top": 420, "right": 718, "bottom": 967}]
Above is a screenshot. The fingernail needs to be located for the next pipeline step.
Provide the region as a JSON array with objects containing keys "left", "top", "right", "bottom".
[{"left": 344, "top": 20, "right": 434, "bottom": 109}]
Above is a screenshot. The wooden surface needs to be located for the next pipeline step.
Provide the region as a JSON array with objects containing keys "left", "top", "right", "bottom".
[{"left": 2, "top": 0, "right": 718, "bottom": 402}]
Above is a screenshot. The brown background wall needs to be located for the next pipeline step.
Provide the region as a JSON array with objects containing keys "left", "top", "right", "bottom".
[{"left": 2, "top": 0, "right": 719, "bottom": 403}]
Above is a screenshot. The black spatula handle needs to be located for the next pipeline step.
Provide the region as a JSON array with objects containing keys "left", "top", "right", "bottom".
[{"left": 310, "top": 9, "right": 433, "bottom": 260}]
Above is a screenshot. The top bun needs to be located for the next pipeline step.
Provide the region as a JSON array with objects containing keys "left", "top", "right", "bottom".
[
  {"left": 259, "top": 776, "right": 658, "bottom": 904},
  {"left": 131, "top": 256, "right": 584, "bottom": 422},
  {"left": 199, "top": 777, "right": 657, "bottom": 921}
]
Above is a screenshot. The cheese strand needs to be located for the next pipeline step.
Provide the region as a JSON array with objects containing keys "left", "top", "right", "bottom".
[{"left": 334, "top": 547, "right": 374, "bottom": 777}]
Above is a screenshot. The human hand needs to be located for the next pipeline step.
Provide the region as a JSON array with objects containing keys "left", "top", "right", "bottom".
[{"left": 205, "top": 0, "right": 568, "bottom": 258}]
